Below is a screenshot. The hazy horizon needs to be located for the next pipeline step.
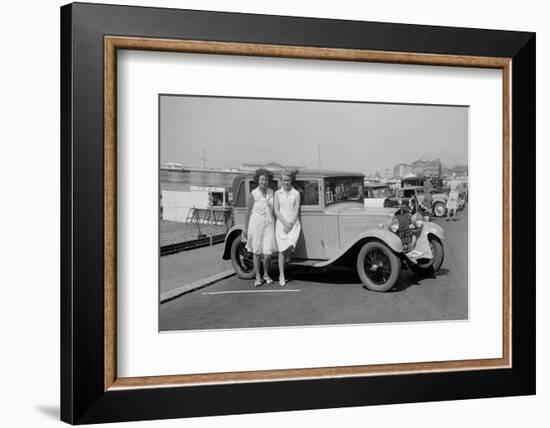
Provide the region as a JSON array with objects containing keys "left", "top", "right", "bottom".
[{"left": 160, "top": 95, "right": 468, "bottom": 175}]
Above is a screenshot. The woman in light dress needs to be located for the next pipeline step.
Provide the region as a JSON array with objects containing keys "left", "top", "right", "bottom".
[
  {"left": 242, "top": 169, "right": 277, "bottom": 287},
  {"left": 274, "top": 169, "right": 301, "bottom": 286},
  {"left": 446, "top": 173, "right": 460, "bottom": 221}
]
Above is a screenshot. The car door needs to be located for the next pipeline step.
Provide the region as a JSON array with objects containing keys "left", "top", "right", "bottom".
[{"left": 292, "top": 179, "right": 326, "bottom": 260}]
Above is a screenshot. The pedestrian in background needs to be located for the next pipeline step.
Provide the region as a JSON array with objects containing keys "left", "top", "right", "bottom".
[
  {"left": 446, "top": 173, "right": 460, "bottom": 221},
  {"left": 274, "top": 169, "right": 301, "bottom": 286},
  {"left": 242, "top": 168, "right": 277, "bottom": 287},
  {"left": 423, "top": 179, "right": 433, "bottom": 214}
]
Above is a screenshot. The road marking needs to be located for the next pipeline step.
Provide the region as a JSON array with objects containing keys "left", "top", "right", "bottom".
[
  {"left": 202, "top": 289, "right": 300, "bottom": 295},
  {"left": 160, "top": 270, "right": 235, "bottom": 303}
]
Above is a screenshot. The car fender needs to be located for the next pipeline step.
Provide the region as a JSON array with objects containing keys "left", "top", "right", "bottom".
[
  {"left": 222, "top": 225, "right": 244, "bottom": 260},
  {"left": 314, "top": 229, "right": 404, "bottom": 268},
  {"left": 422, "top": 221, "right": 445, "bottom": 241}
]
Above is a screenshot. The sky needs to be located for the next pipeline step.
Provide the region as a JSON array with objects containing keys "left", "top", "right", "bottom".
[{"left": 160, "top": 95, "right": 468, "bottom": 175}]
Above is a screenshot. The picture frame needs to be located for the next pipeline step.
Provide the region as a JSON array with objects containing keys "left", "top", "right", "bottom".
[{"left": 60, "top": 2, "right": 535, "bottom": 424}]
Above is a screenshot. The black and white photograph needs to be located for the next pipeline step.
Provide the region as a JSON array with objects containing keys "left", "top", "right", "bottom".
[
  {"left": 159, "top": 95, "right": 469, "bottom": 331},
  {"left": 0, "top": 0, "right": 542, "bottom": 426}
]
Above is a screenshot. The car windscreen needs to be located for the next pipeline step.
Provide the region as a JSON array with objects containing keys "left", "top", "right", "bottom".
[
  {"left": 324, "top": 177, "right": 363, "bottom": 205},
  {"left": 371, "top": 187, "right": 391, "bottom": 198}
]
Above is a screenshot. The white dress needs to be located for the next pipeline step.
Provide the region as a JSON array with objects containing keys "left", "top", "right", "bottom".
[
  {"left": 446, "top": 180, "right": 460, "bottom": 210},
  {"left": 275, "top": 187, "right": 301, "bottom": 253},
  {"left": 245, "top": 187, "right": 277, "bottom": 255}
]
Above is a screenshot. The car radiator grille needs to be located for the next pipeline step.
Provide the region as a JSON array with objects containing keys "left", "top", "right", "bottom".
[{"left": 396, "top": 228, "right": 420, "bottom": 253}]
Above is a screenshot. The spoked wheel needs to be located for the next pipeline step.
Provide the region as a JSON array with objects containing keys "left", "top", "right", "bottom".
[
  {"left": 230, "top": 235, "right": 256, "bottom": 279},
  {"left": 410, "top": 237, "right": 444, "bottom": 276},
  {"left": 433, "top": 202, "right": 446, "bottom": 217},
  {"left": 356, "top": 241, "right": 401, "bottom": 292}
]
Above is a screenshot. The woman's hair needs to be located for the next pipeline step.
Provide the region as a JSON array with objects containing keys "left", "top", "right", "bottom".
[
  {"left": 254, "top": 168, "right": 273, "bottom": 183},
  {"left": 281, "top": 168, "right": 299, "bottom": 182}
]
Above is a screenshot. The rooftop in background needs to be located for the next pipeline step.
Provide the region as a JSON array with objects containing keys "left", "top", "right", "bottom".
[
  {"left": 161, "top": 165, "right": 243, "bottom": 173},
  {"left": 240, "top": 161, "right": 305, "bottom": 171},
  {"left": 236, "top": 169, "right": 365, "bottom": 178}
]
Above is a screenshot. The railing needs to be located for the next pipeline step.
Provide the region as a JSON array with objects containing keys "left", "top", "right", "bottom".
[
  {"left": 185, "top": 207, "right": 233, "bottom": 229},
  {"left": 160, "top": 207, "right": 234, "bottom": 256}
]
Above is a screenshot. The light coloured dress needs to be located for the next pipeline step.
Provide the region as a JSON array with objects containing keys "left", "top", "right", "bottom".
[
  {"left": 446, "top": 179, "right": 460, "bottom": 210},
  {"left": 275, "top": 187, "right": 301, "bottom": 253},
  {"left": 245, "top": 187, "right": 277, "bottom": 255}
]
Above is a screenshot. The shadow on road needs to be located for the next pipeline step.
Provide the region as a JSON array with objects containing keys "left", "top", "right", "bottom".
[
  {"left": 389, "top": 267, "right": 451, "bottom": 292},
  {"left": 286, "top": 265, "right": 451, "bottom": 292},
  {"left": 287, "top": 266, "right": 361, "bottom": 285}
]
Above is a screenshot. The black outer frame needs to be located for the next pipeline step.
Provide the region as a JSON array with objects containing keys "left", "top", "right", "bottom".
[{"left": 60, "top": 2, "right": 535, "bottom": 424}]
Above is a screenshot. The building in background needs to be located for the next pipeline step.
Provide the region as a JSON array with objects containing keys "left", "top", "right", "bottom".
[
  {"left": 411, "top": 158, "right": 442, "bottom": 177},
  {"left": 393, "top": 163, "right": 413, "bottom": 178},
  {"left": 241, "top": 161, "right": 305, "bottom": 172},
  {"left": 393, "top": 158, "right": 443, "bottom": 178},
  {"left": 161, "top": 161, "right": 305, "bottom": 223},
  {"left": 442, "top": 164, "right": 469, "bottom": 177},
  {"left": 161, "top": 166, "right": 242, "bottom": 222}
]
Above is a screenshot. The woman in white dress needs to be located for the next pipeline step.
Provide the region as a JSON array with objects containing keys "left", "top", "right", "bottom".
[
  {"left": 274, "top": 169, "right": 301, "bottom": 286},
  {"left": 446, "top": 173, "right": 460, "bottom": 222},
  {"left": 242, "top": 169, "right": 277, "bottom": 287}
]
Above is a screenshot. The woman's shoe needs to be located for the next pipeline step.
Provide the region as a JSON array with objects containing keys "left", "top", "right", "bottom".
[
  {"left": 254, "top": 279, "right": 262, "bottom": 287},
  {"left": 279, "top": 277, "right": 286, "bottom": 287},
  {"left": 263, "top": 274, "right": 274, "bottom": 285}
]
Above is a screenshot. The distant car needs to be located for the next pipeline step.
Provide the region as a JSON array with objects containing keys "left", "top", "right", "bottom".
[
  {"left": 223, "top": 170, "right": 445, "bottom": 292},
  {"left": 364, "top": 184, "right": 393, "bottom": 208},
  {"left": 430, "top": 187, "right": 466, "bottom": 217},
  {"left": 401, "top": 176, "right": 443, "bottom": 189},
  {"left": 383, "top": 186, "right": 424, "bottom": 212},
  {"left": 385, "top": 186, "right": 465, "bottom": 217}
]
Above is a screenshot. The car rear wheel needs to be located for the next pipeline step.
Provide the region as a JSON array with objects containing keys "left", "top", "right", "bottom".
[
  {"left": 356, "top": 241, "right": 401, "bottom": 292},
  {"left": 433, "top": 201, "right": 446, "bottom": 217},
  {"left": 230, "top": 235, "right": 256, "bottom": 279},
  {"left": 410, "top": 237, "right": 444, "bottom": 276}
]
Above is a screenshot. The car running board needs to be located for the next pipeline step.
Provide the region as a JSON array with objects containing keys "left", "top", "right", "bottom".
[{"left": 290, "top": 259, "right": 330, "bottom": 267}]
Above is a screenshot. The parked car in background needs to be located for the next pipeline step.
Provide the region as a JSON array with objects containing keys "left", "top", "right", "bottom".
[
  {"left": 401, "top": 176, "right": 443, "bottom": 190},
  {"left": 385, "top": 185, "right": 465, "bottom": 217},
  {"left": 383, "top": 186, "right": 424, "bottom": 213},
  {"left": 223, "top": 170, "right": 445, "bottom": 292},
  {"left": 364, "top": 184, "right": 393, "bottom": 208},
  {"left": 430, "top": 187, "right": 466, "bottom": 217}
]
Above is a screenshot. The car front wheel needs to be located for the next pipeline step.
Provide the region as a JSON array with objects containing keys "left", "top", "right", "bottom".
[
  {"left": 433, "top": 201, "right": 446, "bottom": 217},
  {"left": 410, "top": 237, "right": 444, "bottom": 276},
  {"left": 356, "top": 241, "right": 401, "bottom": 292},
  {"left": 230, "top": 235, "right": 256, "bottom": 279}
]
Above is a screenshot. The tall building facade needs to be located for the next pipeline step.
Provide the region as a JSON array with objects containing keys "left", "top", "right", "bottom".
[{"left": 393, "top": 159, "right": 442, "bottom": 178}]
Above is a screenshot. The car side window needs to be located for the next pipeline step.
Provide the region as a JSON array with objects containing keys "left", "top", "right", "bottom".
[{"left": 293, "top": 180, "right": 320, "bottom": 206}]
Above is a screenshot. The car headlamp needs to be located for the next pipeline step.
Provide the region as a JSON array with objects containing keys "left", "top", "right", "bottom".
[
  {"left": 389, "top": 216, "right": 399, "bottom": 233},
  {"left": 411, "top": 212, "right": 423, "bottom": 228}
]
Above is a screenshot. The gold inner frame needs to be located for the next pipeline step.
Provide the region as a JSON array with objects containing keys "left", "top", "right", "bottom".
[{"left": 104, "top": 35, "right": 512, "bottom": 391}]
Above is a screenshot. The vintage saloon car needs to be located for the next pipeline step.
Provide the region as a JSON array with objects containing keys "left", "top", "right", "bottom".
[{"left": 223, "top": 170, "right": 445, "bottom": 292}]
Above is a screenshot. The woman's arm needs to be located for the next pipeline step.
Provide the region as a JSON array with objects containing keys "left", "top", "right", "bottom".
[
  {"left": 242, "top": 193, "right": 254, "bottom": 238},
  {"left": 274, "top": 192, "right": 292, "bottom": 229},
  {"left": 287, "top": 191, "right": 301, "bottom": 225},
  {"left": 273, "top": 192, "right": 288, "bottom": 226}
]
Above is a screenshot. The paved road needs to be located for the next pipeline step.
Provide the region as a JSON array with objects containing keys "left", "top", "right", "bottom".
[
  {"left": 160, "top": 243, "right": 232, "bottom": 293},
  {"left": 160, "top": 208, "right": 468, "bottom": 331}
]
